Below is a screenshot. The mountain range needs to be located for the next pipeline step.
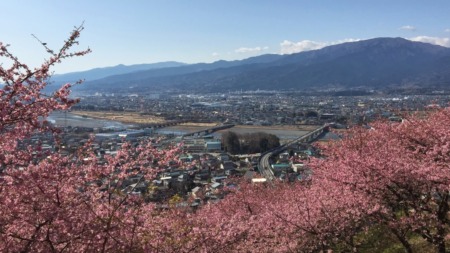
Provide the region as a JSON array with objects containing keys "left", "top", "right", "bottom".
[
  {"left": 52, "top": 37, "right": 450, "bottom": 94},
  {"left": 49, "top": 61, "right": 186, "bottom": 84}
]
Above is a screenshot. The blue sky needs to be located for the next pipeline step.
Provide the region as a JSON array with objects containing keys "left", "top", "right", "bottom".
[{"left": 2, "top": 0, "right": 450, "bottom": 74}]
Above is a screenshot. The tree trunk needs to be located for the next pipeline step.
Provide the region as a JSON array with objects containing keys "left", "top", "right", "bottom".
[
  {"left": 435, "top": 192, "right": 448, "bottom": 253},
  {"left": 392, "top": 228, "right": 413, "bottom": 253},
  {"left": 436, "top": 241, "right": 446, "bottom": 253}
]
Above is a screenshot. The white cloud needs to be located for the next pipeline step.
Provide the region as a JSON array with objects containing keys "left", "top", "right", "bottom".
[
  {"left": 280, "top": 38, "right": 360, "bottom": 54},
  {"left": 399, "top": 25, "right": 416, "bottom": 31},
  {"left": 409, "top": 36, "right": 450, "bottom": 47},
  {"left": 235, "top": 46, "right": 269, "bottom": 54},
  {"left": 211, "top": 52, "right": 219, "bottom": 57},
  {"left": 280, "top": 40, "right": 325, "bottom": 54},
  {"left": 445, "top": 28, "right": 450, "bottom": 33}
]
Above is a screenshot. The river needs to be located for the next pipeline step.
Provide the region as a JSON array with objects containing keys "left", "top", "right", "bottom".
[{"left": 47, "top": 111, "right": 135, "bottom": 129}]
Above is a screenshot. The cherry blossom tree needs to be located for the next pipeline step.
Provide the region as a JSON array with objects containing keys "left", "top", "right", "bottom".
[
  {"left": 310, "top": 109, "right": 450, "bottom": 253},
  {"left": 0, "top": 26, "right": 89, "bottom": 170},
  {"left": 190, "top": 180, "right": 372, "bottom": 252},
  {"left": 0, "top": 25, "right": 186, "bottom": 252}
]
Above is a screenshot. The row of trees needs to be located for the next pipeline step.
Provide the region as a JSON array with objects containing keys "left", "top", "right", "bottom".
[
  {"left": 0, "top": 26, "right": 448, "bottom": 252},
  {"left": 222, "top": 131, "right": 280, "bottom": 154}
]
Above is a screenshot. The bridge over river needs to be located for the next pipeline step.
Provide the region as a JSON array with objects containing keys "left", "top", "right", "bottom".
[{"left": 181, "top": 124, "right": 235, "bottom": 137}]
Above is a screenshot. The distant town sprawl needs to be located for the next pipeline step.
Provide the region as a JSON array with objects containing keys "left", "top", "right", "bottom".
[{"left": 71, "top": 90, "right": 449, "bottom": 126}]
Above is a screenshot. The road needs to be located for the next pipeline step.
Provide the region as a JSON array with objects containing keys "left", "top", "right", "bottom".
[{"left": 257, "top": 125, "right": 328, "bottom": 181}]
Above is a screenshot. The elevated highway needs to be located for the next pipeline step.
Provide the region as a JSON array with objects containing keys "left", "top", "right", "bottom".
[{"left": 257, "top": 125, "right": 328, "bottom": 181}]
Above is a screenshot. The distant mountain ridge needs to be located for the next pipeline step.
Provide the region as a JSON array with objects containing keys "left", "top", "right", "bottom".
[
  {"left": 51, "top": 61, "right": 186, "bottom": 83},
  {"left": 69, "top": 38, "right": 450, "bottom": 93}
]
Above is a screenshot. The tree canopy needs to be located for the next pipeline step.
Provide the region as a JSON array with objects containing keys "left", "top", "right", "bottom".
[{"left": 222, "top": 131, "right": 280, "bottom": 154}]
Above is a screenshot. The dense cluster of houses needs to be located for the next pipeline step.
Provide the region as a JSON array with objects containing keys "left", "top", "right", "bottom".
[{"left": 19, "top": 123, "right": 319, "bottom": 208}]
